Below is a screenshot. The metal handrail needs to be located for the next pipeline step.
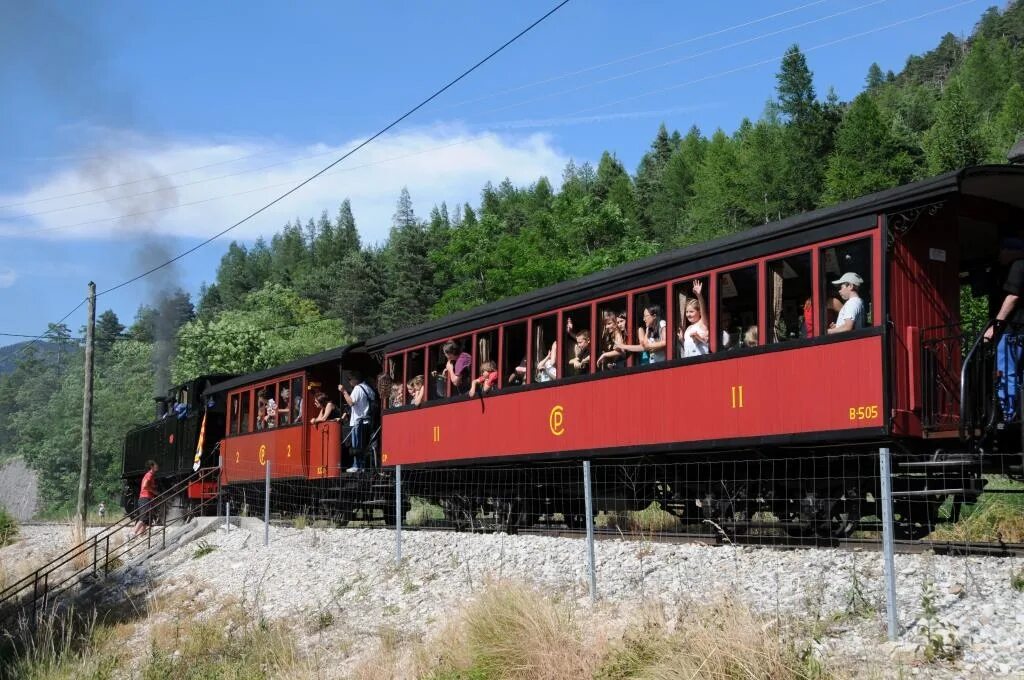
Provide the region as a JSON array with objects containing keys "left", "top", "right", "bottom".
[
  {"left": 960, "top": 320, "right": 997, "bottom": 438},
  {"left": 0, "top": 467, "right": 218, "bottom": 613}
]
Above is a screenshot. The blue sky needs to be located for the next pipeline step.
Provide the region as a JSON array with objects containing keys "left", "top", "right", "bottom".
[{"left": 0, "top": 0, "right": 990, "bottom": 347}]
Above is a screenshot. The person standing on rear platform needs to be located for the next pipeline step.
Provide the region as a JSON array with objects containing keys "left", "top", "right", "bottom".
[
  {"left": 985, "top": 239, "right": 1024, "bottom": 421},
  {"left": 130, "top": 460, "right": 158, "bottom": 538},
  {"left": 339, "top": 370, "right": 376, "bottom": 472}
]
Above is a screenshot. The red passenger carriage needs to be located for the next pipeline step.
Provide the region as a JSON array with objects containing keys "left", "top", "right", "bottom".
[{"left": 366, "top": 165, "right": 1024, "bottom": 535}]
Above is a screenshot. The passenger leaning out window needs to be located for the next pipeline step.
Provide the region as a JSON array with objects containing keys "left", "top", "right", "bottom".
[
  {"left": 569, "top": 327, "right": 593, "bottom": 374},
  {"left": 827, "top": 273, "right": 866, "bottom": 334},
  {"left": 678, "top": 280, "right": 710, "bottom": 357},
  {"left": 469, "top": 360, "right": 499, "bottom": 397},
  {"left": 536, "top": 341, "right": 557, "bottom": 382},
  {"left": 442, "top": 341, "right": 473, "bottom": 394},
  {"left": 406, "top": 375, "right": 426, "bottom": 406},
  {"left": 596, "top": 310, "right": 625, "bottom": 369},
  {"left": 617, "top": 304, "right": 667, "bottom": 364}
]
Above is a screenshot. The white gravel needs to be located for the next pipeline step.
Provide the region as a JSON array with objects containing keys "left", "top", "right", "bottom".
[
  {"left": 139, "top": 522, "right": 1024, "bottom": 678},
  {"left": 4, "top": 522, "right": 1023, "bottom": 678}
]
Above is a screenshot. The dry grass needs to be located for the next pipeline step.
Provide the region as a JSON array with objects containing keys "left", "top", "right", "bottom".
[
  {"left": 354, "top": 580, "right": 832, "bottom": 680},
  {"left": 596, "top": 597, "right": 831, "bottom": 680}
]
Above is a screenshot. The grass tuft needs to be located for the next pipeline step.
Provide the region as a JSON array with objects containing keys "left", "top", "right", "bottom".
[
  {"left": 0, "top": 508, "right": 17, "bottom": 547},
  {"left": 932, "top": 477, "right": 1024, "bottom": 543}
]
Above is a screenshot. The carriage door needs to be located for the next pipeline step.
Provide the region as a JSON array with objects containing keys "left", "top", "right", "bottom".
[{"left": 886, "top": 205, "right": 960, "bottom": 436}]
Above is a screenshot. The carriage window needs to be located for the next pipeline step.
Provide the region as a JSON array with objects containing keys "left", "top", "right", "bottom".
[
  {"left": 257, "top": 384, "right": 276, "bottom": 430},
  {"left": 596, "top": 297, "right": 628, "bottom": 371},
  {"left": 238, "top": 391, "right": 250, "bottom": 434},
  {"left": 449, "top": 335, "right": 472, "bottom": 395},
  {"left": 384, "top": 355, "right": 405, "bottom": 410},
  {"left": 718, "top": 266, "right": 759, "bottom": 349},
  {"left": 475, "top": 328, "right": 499, "bottom": 390},
  {"left": 767, "top": 252, "right": 812, "bottom": 343},
  {"left": 276, "top": 380, "right": 292, "bottom": 426},
  {"left": 532, "top": 314, "right": 558, "bottom": 383},
  {"left": 821, "top": 238, "right": 872, "bottom": 333},
  {"left": 229, "top": 394, "right": 240, "bottom": 435},
  {"left": 632, "top": 287, "right": 668, "bottom": 365},
  {"left": 290, "top": 377, "right": 303, "bottom": 423},
  {"left": 673, "top": 277, "right": 710, "bottom": 358},
  {"left": 407, "top": 348, "right": 425, "bottom": 405},
  {"left": 503, "top": 322, "right": 528, "bottom": 387},
  {"left": 427, "top": 343, "right": 447, "bottom": 400},
  {"left": 562, "top": 306, "right": 592, "bottom": 377}
]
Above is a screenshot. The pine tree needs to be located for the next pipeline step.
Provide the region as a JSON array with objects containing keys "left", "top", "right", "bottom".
[
  {"left": 94, "top": 310, "right": 125, "bottom": 353},
  {"left": 775, "top": 45, "right": 829, "bottom": 212},
  {"left": 821, "top": 93, "right": 915, "bottom": 204},
  {"left": 923, "top": 78, "right": 986, "bottom": 173},
  {"left": 989, "top": 83, "right": 1024, "bottom": 160},
  {"left": 866, "top": 62, "right": 885, "bottom": 90}
]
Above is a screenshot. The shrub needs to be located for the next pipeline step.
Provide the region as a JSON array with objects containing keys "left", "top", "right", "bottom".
[{"left": 0, "top": 507, "right": 17, "bottom": 547}]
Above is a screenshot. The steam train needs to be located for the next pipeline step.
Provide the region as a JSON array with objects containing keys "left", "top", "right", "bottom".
[{"left": 123, "top": 164, "right": 1024, "bottom": 537}]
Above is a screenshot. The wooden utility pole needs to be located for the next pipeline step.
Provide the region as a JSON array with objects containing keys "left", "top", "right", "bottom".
[{"left": 75, "top": 282, "right": 96, "bottom": 531}]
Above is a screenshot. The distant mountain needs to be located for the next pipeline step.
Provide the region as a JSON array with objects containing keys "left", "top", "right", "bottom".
[{"left": 0, "top": 341, "right": 64, "bottom": 376}]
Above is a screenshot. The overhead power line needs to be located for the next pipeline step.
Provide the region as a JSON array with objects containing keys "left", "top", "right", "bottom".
[
  {"left": 93, "top": 0, "right": 573, "bottom": 299},
  {"left": 0, "top": 0, "right": 827, "bottom": 214},
  {"left": 567, "top": 0, "right": 982, "bottom": 117},
  {"left": 6, "top": 0, "right": 886, "bottom": 236}
]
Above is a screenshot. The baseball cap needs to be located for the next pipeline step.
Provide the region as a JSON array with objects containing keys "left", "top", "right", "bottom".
[{"left": 832, "top": 272, "right": 863, "bottom": 286}]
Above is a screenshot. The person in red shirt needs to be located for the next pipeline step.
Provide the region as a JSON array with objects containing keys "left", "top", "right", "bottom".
[{"left": 130, "top": 460, "right": 159, "bottom": 538}]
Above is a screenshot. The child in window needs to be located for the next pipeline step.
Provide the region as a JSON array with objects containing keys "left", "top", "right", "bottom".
[
  {"left": 679, "top": 280, "right": 710, "bottom": 357},
  {"left": 568, "top": 329, "right": 591, "bottom": 375},
  {"left": 469, "top": 360, "right": 499, "bottom": 397}
]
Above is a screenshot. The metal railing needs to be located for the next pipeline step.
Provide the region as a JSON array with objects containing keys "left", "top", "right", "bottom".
[
  {"left": 960, "top": 320, "right": 999, "bottom": 438},
  {"left": 0, "top": 467, "right": 220, "bottom": 623}
]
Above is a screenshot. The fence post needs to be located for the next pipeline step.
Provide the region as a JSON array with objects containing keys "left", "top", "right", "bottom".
[
  {"left": 583, "top": 460, "right": 597, "bottom": 603},
  {"left": 395, "top": 465, "right": 403, "bottom": 566},
  {"left": 879, "top": 446, "right": 900, "bottom": 640},
  {"left": 225, "top": 501, "right": 230, "bottom": 532},
  {"left": 264, "top": 460, "right": 271, "bottom": 547}
]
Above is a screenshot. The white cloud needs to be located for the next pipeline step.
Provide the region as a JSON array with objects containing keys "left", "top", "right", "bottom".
[
  {"left": 0, "top": 267, "right": 16, "bottom": 288},
  {"left": 0, "top": 127, "right": 570, "bottom": 246}
]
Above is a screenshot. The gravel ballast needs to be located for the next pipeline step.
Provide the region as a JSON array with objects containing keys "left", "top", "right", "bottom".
[{"left": 4, "top": 523, "right": 1023, "bottom": 678}]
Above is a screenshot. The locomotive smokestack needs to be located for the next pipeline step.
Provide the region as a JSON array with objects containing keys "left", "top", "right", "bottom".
[{"left": 154, "top": 396, "right": 167, "bottom": 420}]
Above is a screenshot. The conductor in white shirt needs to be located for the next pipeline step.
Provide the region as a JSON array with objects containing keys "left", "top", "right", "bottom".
[{"left": 827, "top": 272, "right": 866, "bottom": 334}]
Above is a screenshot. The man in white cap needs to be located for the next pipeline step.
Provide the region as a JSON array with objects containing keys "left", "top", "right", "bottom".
[{"left": 827, "top": 272, "right": 865, "bottom": 334}]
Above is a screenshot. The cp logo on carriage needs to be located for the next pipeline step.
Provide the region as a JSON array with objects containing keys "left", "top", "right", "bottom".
[
  {"left": 549, "top": 405, "right": 565, "bottom": 436},
  {"left": 258, "top": 444, "right": 267, "bottom": 466}
]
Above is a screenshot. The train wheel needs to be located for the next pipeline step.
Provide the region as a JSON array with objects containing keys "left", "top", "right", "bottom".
[{"left": 818, "top": 490, "right": 861, "bottom": 538}]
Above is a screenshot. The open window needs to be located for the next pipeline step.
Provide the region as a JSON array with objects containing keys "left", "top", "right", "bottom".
[
  {"left": 503, "top": 322, "right": 528, "bottom": 387},
  {"left": 277, "top": 379, "right": 292, "bottom": 426},
  {"left": 407, "top": 348, "right": 426, "bottom": 406},
  {"left": 673, "top": 276, "right": 710, "bottom": 358},
  {"left": 632, "top": 286, "right": 668, "bottom": 364},
  {"left": 718, "top": 265, "right": 759, "bottom": 349},
  {"left": 228, "top": 394, "right": 240, "bottom": 435},
  {"left": 532, "top": 314, "right": 558, "bottom": 383},
  {"left": 475, "top": 328, "right": 499, "bottom": 393},
  {"left": 290, "top": 377, "right": 304, "bottom": 423},
  {"left": 427, "top": 343, "right": 448, "bottom": 400},
  {"left": 767, "top": 252, "right": 812, "bottom": 343},
  {"left": 596, "top": 297, "right": 628, "bottom": 370},
  {"left": 239, "top": 391, "right": 251, "bottom": 433},
  {"left": 821, "top": 238, "right": 873, "bottom": 333},
  {"left": 384, "top": 355, "right": 405, "bottom": 410},
  {"left": 562, "top": 306, "right": 592, "bottom": 377},
  {"left": 256, "top": 383, "right": 277, "bottom": 430}
]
